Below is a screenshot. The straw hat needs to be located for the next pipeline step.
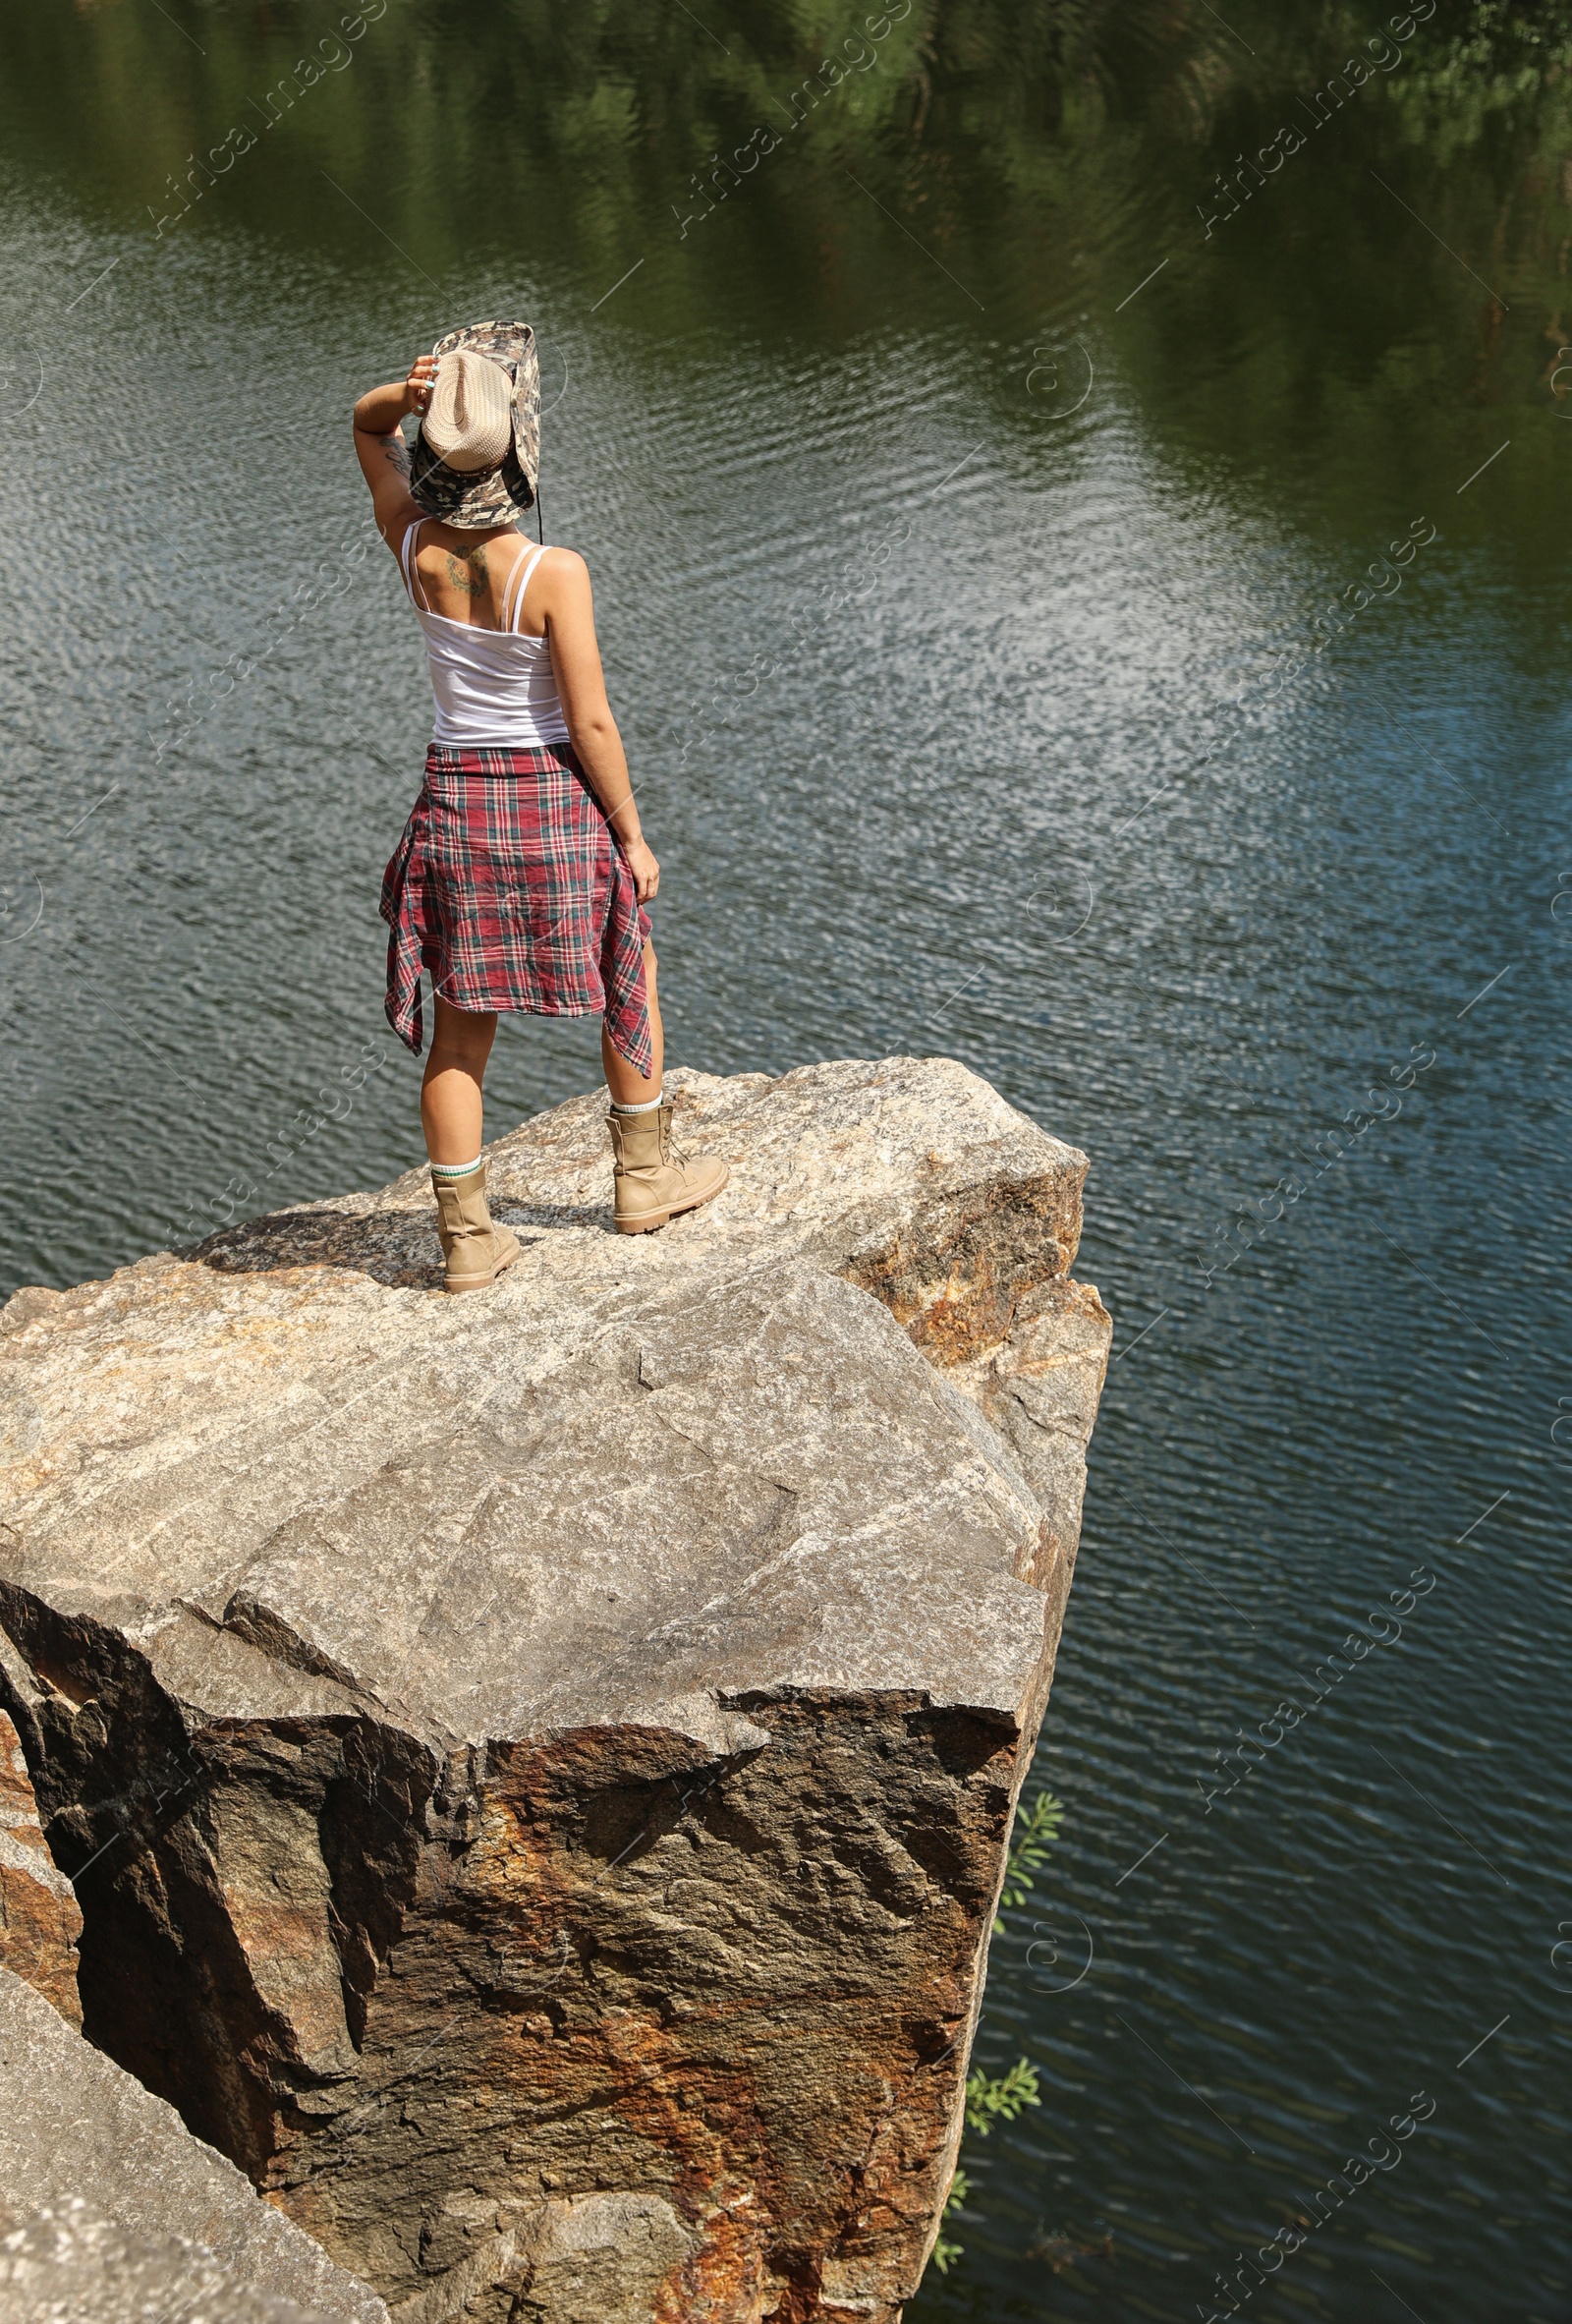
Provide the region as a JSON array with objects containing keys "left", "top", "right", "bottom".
[{"left": 409, "top": 319, "right": 540, "bottom": 529}]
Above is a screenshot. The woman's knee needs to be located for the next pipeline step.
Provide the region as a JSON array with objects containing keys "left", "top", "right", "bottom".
[{"left": 427, "top": 1001, "right": 496, "bottom": 1069}]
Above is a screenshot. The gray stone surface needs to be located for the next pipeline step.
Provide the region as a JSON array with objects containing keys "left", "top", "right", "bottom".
[
  {"left": 0, "top": 2199, "right": 348, "bottom": 2323},
  {"left": 0, "top": 1968, "right": 386, "bottom": 2321},
  {"left": 0, "top": 1056, "right": 1108, "bottom": 2322}
]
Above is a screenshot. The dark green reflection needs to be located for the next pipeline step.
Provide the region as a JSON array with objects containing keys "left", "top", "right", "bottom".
[{"left": 6, "top": 1, "right": 1572, "bottom": 538}]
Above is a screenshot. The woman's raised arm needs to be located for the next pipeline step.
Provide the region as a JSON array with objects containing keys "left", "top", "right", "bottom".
[{"left": 352, "top": 355, "right": 436, "bottom": 548}]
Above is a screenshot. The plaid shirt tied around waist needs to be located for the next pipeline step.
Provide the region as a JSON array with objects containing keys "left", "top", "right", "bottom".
[{"left": 380, "top": 743, "right": 652, "bottom": 1074}]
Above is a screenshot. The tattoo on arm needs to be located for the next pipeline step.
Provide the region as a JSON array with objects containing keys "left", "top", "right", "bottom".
[{"left": 381, "top": 434, "right": 411, "bottom": 478}]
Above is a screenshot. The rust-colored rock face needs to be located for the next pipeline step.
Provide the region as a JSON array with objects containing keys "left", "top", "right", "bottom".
[
  {"left": 0, "top": 1709, "right": 81, "bottom": 2023},
  {"left": 0, "top": 1058, "right": 1108, "bottom": 2321}
]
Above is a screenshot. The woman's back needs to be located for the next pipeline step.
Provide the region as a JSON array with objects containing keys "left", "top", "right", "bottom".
[
  {"left": 400, "top": 518, "right": 569, "bottom": 748},
  {"left": 406, "top": 520, "right": 547, "bottom": 634}
]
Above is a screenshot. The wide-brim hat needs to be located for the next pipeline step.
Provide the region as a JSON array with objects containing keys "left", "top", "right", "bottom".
[{"left": 408, "top": 320, "right": 540, "bottom": 530}]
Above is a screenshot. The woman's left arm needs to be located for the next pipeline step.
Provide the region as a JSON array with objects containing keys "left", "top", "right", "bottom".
[
  {"left": 352, "top": 356, "right": 436, "bottom": 551},
  {"left": 541, "top": 550, "right": 660, "bottom": 902}
]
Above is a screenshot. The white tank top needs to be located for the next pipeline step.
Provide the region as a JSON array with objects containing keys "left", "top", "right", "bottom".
[{"left": 401, "top": 520, "right": 571, "bottom": 750}]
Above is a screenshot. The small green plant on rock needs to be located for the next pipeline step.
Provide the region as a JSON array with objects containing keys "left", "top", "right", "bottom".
[
  {"left": 932, "top": 2060, "right": 1042, "bottom": 2273},
  {"left": 932, "top": 1786, "right": 1063, "bottom": 2274},
  {"left": 993, "top": 1787, "right": 1063, "bottom": 1934}
]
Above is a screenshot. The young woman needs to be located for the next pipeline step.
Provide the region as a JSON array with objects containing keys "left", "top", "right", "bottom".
[{"left": 353, "top": 322, "right": 727, "bottom": 1292}]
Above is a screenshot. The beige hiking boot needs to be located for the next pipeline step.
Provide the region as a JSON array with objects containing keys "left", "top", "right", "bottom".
[
  {"left": 432, "top": 1162, "right": 522, "bottom": 1292},
  {"left": 608, "top": 1101, "right": 729, "bottom": 1234}
]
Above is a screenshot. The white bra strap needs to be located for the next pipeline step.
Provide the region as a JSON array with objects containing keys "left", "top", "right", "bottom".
[
  {"left": 400, "top": 519, "right": 430, "bottom": 611},
  {"left": 507, "top": 542, "right": 548, "bottom": 632}
]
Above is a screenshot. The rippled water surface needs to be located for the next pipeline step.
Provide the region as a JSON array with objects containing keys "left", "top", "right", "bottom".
[{"left": 1, "top": 4, "right": 1568, "bottom": 2316}]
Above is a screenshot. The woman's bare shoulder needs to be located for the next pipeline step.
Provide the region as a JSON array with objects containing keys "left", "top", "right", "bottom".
[
  {"left": 535, "top": 544, "right": 592, "bottom": 608},
  {"left": 538, "top": 542, "right": 589, "bottom": 581}
]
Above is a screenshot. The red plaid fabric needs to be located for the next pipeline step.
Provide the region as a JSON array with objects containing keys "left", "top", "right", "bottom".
[{"left": 380, "top": 743, "right": 652, "bottom": 1072}]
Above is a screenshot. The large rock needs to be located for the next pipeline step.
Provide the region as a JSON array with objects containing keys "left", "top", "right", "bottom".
[
  {"left": 0, "top": 1057, "right": 1108, "bottom": 2322},
  {"left": 0, "top": 1966, "right": 386, "bottom": 2320},
  {"left": 0, "top": 1708, "right": 81, "bottom": 2022},
  {"left": 0, "top": 2200, "right": 351, "bottom": 2324}
]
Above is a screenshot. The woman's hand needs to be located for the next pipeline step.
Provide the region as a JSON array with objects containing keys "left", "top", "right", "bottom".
[
  {"left": 623, "top": 835, "right": 660, "bottom": 902},
  {"left": 405, "top": 353, "right": 438, "bottom": 418}
]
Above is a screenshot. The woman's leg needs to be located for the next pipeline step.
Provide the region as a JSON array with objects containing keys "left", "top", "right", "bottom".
[
  {"left": 422, "top": 993, "right": 518, "bottom": 1291},
  {"left": 422, "top": 993, "right": 498, "bottom": 1162},
  {"left": 602, "top": 945, "right": 728, "bottom": 1231},
  {"left": 601, "top": 941, "right": 664, "bottom": 1106}
]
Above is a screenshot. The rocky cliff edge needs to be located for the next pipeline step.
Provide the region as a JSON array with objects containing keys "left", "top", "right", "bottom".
[{"left": 0, "top": 1055, "right": 1109, "bottom": 2323}]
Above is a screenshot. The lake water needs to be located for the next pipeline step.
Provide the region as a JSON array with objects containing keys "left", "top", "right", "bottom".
[{"left": 1, "top": 3, "right": 1567, "bottom": 2317}]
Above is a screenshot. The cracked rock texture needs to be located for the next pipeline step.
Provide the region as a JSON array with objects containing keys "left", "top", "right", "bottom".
[
  {"left": 0, "top": 1709, "right": 81, "bottom": 2022},
  {"left": 0, "top": 1967, "right": 387, "bottom": 2320},
  {"left": 0, "top": 1057, "right": 1108, "bottom": 2322}
]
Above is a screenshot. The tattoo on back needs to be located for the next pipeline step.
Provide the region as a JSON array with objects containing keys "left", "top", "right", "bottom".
[{"left": 443, "top": 544, "right": 489, "bottom": 598}]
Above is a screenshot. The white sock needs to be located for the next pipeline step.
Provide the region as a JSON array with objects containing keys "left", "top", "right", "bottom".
[
  {"left": 610, "top": 1091, "right": 663, "bottom": 1114},
  {"left": 430, "top": 1153, "right": 483, "bottom": 1179}
]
